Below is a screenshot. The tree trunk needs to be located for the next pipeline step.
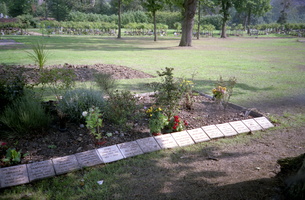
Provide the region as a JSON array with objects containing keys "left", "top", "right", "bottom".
[
  {"left": 220, "top": 1, "right": 230, "bottom": 38},
  {"left": 179, "top": 0, "right": 197, "bottom": 47},
  {"left": 117, "top": 0, "right": 122, "bottom": 39},
  {"left": 246, "top": 8, "right": 251, "bottom": 35},
  {"left": 197, "top": 0, "right": 200, "bottom": 40},
  {"left": 153, "top": 11, "right": 157, "bottom": 42}
]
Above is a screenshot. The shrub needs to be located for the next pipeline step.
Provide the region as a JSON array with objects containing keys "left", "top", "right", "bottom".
[
  {"left": 0, "top": 91, "right": 52, "bottom": 136},
  {"left": 38, "top": 67, "right": 76, "bottom": 99},
  {"left": 57, "top": 88, "right": 105, "bottom": 123},
  {"left": 153, "top": 67, "right": 187, "bottom": 119},
  {"left": 0, "top": 69, "right": 26, "bottom": 113},
  {"left": 104, "top": 90, "right": 141, "bottom": 131},
  {"left": 94, "top": 73, "right": 117, "bottom": 96}
]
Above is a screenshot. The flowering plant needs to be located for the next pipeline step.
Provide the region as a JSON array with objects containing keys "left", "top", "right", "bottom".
[
  {"left": 146, "top": 106, "right": 168, "bottom": 134},
  {"left": 82, "top": 106, "right": 103, "bottom": 140},
  {"left": 167, "top": 115, "right": 188, "bottom": 132},
  {"left": 212, "top": 86, "right": 227, "bottom": 103}
]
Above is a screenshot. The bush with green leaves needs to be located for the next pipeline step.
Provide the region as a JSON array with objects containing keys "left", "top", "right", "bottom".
[
  {"left": 57, "top": 88, "right": 105, "bottom": 123},
  {"left": 0, "top": 91, "right": 52, "bottom": 136},
  {"left": 104, "top": 90, "right": 141, "bottom": 131},
  {"left": 0, "top": 68, "right": 26, "bottom": 112},
  {"left": 152, "top": 67, "right": 187, "bottom": 119},
  {"left": 94, "top": 73, "right": 117, "bottom": 96},
  {"left": 38, "top": 67, "right": 76, "bottom": 99}
]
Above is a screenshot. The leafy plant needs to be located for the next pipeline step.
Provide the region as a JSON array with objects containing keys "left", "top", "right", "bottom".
[
  {"left": 94, "top": 72, "right": 117, "bottom": 96},
  {"left": 166, "top": 115, "right": 188, "bottom": 133},
  {"left": 38, "top": 67, "right": 76, "bottom": 99},
  {"left": 82, "top": 106, "right": 103, "bottom": 140},
  {"left": 153, "top": 67, "right": 187, "bottom": 119},
  {"left": 57, "top": 88, "right": 105, "bottom": 123},
  {"left": 0, "top": 90, "right": 52, "bottom": 136},
  {"left": 0, "top": 69, "right": 26, "bottom": 112},
  {"left": 1, "top": 148, "right": 27, "bottom": 166},
  {"left": 104, "top": 90, "right": 141, "bottom": 131},
  {"left": 146, "top": 106, "right": 168, "bottom": 134},
  {"left": 27, "top": 42, "right": 49, "bottom": 71}
]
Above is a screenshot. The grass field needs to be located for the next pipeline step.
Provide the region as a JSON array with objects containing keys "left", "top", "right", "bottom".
[
  {"left": 0, "top": 34, "right": 305, "bottom": 199},
  {"left": 1, "top": 34, "right": 304, "bottom": 112}
]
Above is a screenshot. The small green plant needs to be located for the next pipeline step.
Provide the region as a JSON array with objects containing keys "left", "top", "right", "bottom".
[
  {"left": 104, "top": 90, "right": 141, "bottom": 131},
  {"left": 0, "top": 90, "right": 52, "bottom": 136},
  {"left": 27, "top": 42, "right": 49, "bottom": 71},
  {"left": 48, "top": 145, "right": 57, "bottom": 149},
  {"left": 153, "top": 67, "right": 185, "bottom": 119},
  {"left": 57, "top": 88, "right": 105, "bottom": 123},
  {"left": 82, "top": 106, "right": 103, "bottom": 140},
  {"left": 146, "top": 106, "right": 168, "bottom": 134},
  {"left": 0, "top": 68, "right": 27, "bottom": 112},
  {"left": 38, "top": 67, "right": 76, "bottom": 99},
  {"left": 94, "top": 73, "right": 117, "bottom": 96},
  {"left": 1, "top": 148, "right": 27, "bottom": 166},
  {"left": 180, "top": 78, "right": 195, "bottom": 110}
]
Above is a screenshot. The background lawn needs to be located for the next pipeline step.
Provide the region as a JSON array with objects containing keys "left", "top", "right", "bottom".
[{"left": 1, "top": 35, "right": 304, "bottom": 114}]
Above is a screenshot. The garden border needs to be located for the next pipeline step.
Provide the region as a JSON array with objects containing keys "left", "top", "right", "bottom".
[{"left": 0, "top": 93, "right": 274, "bottom": 189}]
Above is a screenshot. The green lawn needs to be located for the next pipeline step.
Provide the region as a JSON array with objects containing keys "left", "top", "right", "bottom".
[{"left": 1, "top": 34, "right": 304, "bottom": 110}]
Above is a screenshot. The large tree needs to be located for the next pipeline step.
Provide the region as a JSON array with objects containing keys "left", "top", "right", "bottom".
[
  {"left": 213, "top": 0, "right": 234, "bottom": 38},
  {"left": 235, "top": 0, "right": 271, "bottom": 34},
  {"left": 142, "top": 0, "right": 164, "bottom": 41},
  {"left": 178, "top": 0, "right": 198, "bottom": 46}
]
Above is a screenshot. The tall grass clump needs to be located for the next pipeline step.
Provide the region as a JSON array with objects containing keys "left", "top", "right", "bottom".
[
  {"left": 27, "top": 42, "right": 49, "bottom": 71},
  {"left": 57, "top": 88, "right": 105, "bottom": 123},
  {"left": 0, "top": 90, "right": 52, "bottom": 136}
]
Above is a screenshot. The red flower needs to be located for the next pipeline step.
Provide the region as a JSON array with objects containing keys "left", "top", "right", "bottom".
[
  {"left": 1, "top": 142, "right": 7, "bottom": 146},
  {"left": 173, "top": 126, "right": 177, "bottom": 130}
]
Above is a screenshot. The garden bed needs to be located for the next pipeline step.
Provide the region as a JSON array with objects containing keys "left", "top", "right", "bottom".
[{"left": 0, "top": 64, "right": 257, "bottom": 166}]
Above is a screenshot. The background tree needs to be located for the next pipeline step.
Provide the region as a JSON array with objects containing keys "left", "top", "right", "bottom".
[
  {"left": 6, "top": 0, "right": 36, "bottom": 17},
  {"left": 212, "top": 0, "right": 234, "bottom": 38},
  {"left": 277, "top": 0, "right": 291, "bottom": 24},
  {"left": 142, "top": 0, "right": 164, "bottom": 41},
  {"left": 176, "top": 0, "right": 198, "bottom": 46},
  {"left": 235, "top": 0, "right": 271, "bottom": 34}
]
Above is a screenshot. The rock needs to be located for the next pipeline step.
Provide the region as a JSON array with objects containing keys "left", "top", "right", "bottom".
[
  {"left": 77, "top": 147, "right": 82, "bottom": 152},
  {"left": 77, "top": 137, "right": 82, "bottom": 142}
]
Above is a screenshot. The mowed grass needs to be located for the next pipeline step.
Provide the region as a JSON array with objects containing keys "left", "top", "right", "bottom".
[
  {"left": 0, "top": 34, "right": 305, "bottom": 199},
  {"left": 1, "top": 34, "right": 304, "bottom": 110}
]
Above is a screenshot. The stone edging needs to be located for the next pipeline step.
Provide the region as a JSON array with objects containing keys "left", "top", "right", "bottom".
[{"left": 0, "top": 115, "right": 274, "bottom": 189}]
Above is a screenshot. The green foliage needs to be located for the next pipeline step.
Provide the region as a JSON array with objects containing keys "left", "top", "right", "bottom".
[
  {"left": 200, "top": 14, "right": 222, "bottom": 30},
  {"left": 94, "top": 73, "right": 117, "bottom": 96},
  {"left": 38, "top": 67, "right": 76, "bottom": 99},
  {"left": 0, "top": 68, "right": 26, "bottom": 112},
  {"left": 146, "top": 106, "right": 168, "bottom": 133},
  {"left": 0, "top": 91, "right": 52, "bottom": 136},
  {"left": 1, "top": 148, "right": 26, "bottom": 166},
  {"left": 154, "top": 11, "right": 182, "bottom": 29},
  {"left": 27, "top": 42, "right": 49, "bottom": 71},
  {"left": 57, "top": 88, "right": 105, "bottom": 123},
  {"left": 104, "top": 90, "right": 141, "bottom": 131},
  {"left": 153, "top": 67, "right": 187, "bottom": 119},
  {"left": 83, "top": 106, "right": 103, "bottom": 140}
]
